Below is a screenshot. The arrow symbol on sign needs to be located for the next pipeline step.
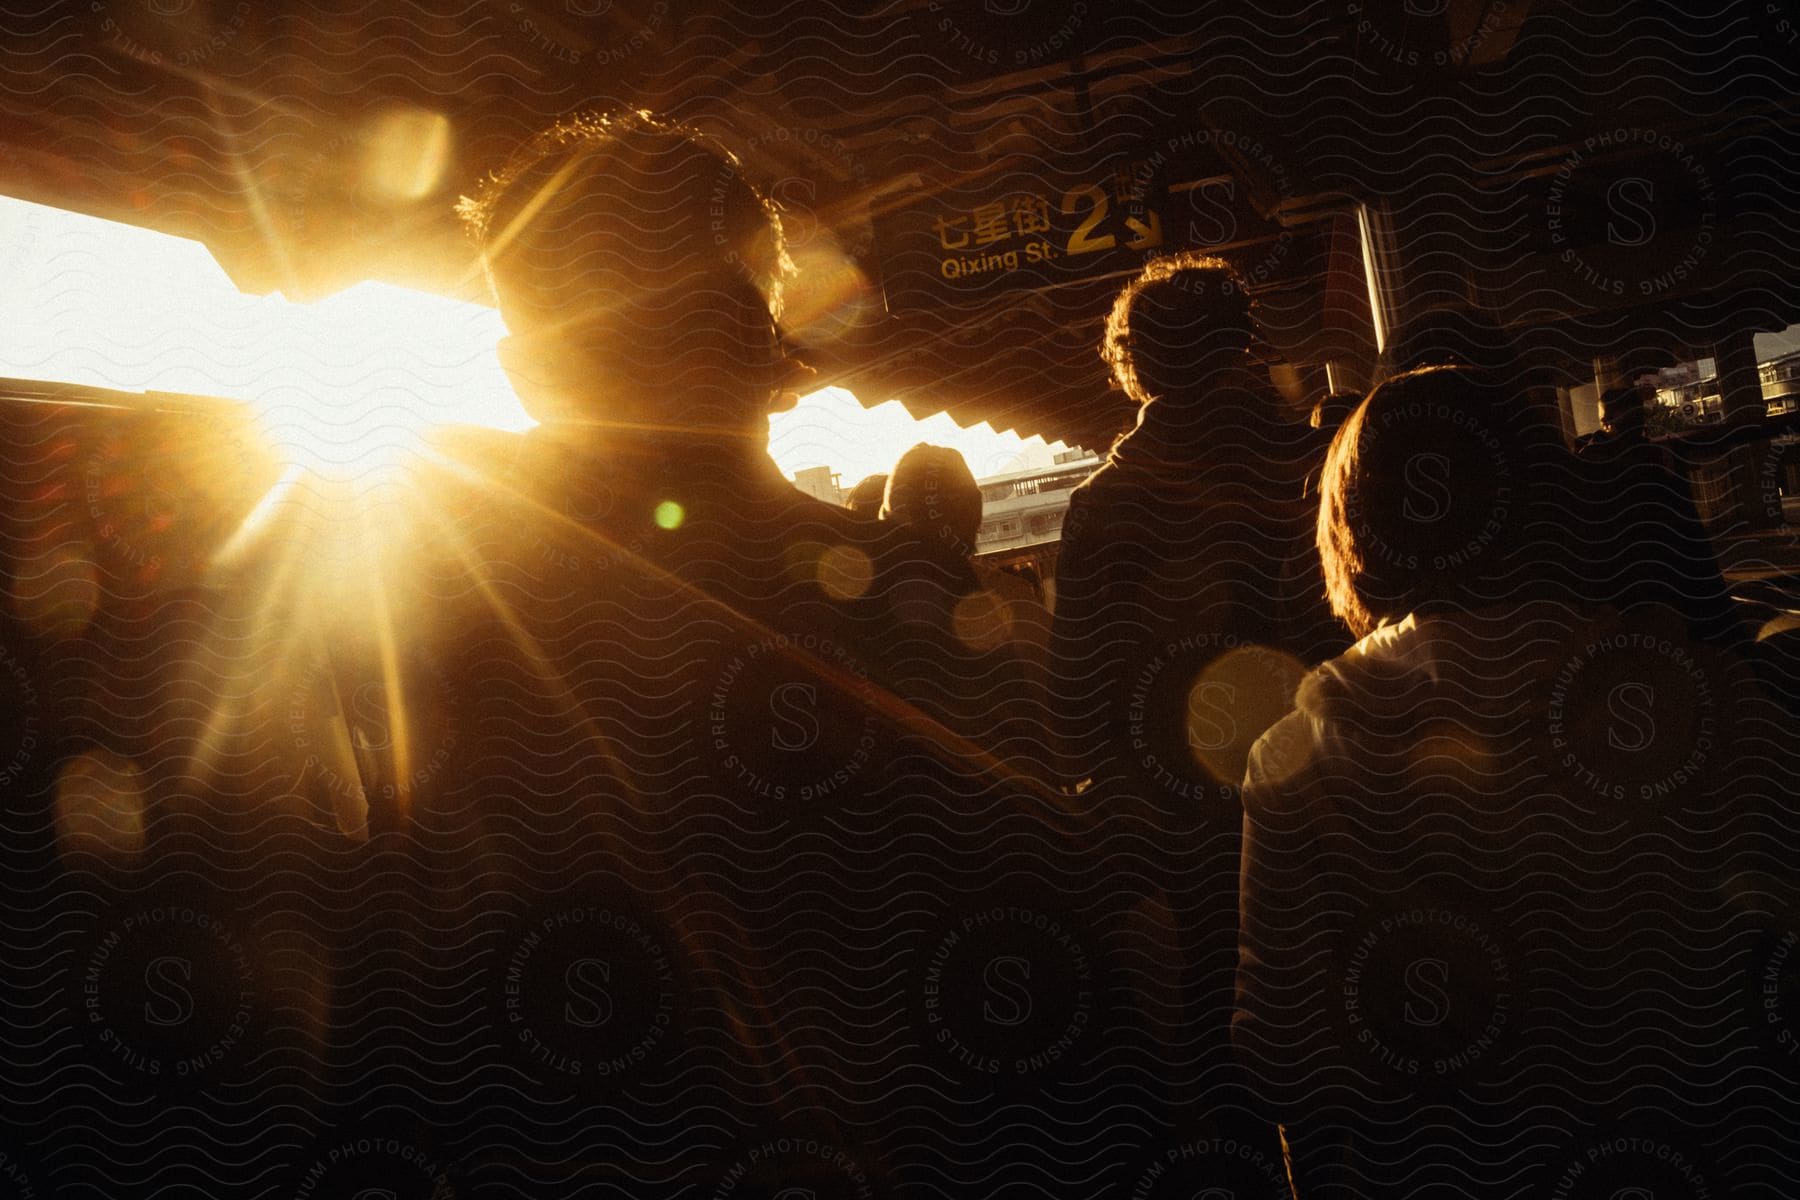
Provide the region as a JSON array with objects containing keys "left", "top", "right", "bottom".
[{"left": 1124, "top": 212, "right": 1162, "bottom": 249}]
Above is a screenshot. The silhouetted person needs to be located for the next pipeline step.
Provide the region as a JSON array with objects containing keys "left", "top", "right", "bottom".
[
  {"left": 880, "top": 444, "right": 982, "bottom": 558},
  {"left": 1044, "top": 252, "right": 1347, "bottom": 1154},
  {"left": 1387, "top": 314, "right": 1741, "bottom": 646},
  {"left": 449, "top": 110, "right": 920, "bottom": 795},
  {"left": 878, "top": 443, "right": 1047, "bottom": 750},
  {"left": 1577, "top": 350, "right": 1741, "bottom": 647},
  {"left": 844, "top": 471, "right": 888, "bottom": 517},
  {"left": 357, "top": 111, "right": 955, "bottom": 1184},
  {"left": 406, "top": 111, "right": 1159, "bottom": 1190},
  {"left": 1048, "top": 253, "right": 1346, "bottom": 798},
  {"left": 1236, "top": 366, "right": 1790, "bottom": 1196},
  {"left": 445, "top": 109, "right": 901, "bottom": 818}
]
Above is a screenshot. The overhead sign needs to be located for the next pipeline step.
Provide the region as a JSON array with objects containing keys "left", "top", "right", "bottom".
[
  {"left": 876, "top": 162, "right": 1166, "bottom": 310},
  {"left": 873, "top": 133, "right": 1295, "bottom": 313}
]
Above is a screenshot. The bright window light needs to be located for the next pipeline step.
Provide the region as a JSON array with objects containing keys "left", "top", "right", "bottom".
[
  {"left": 0, "top": 194, "right": 1065, "bottom": 498},
  {"left": 0, "top": 194, "right": 530, "bottom": 486},
  {"left": 769, "top": 386, "right": 1069, "bottom": 490}
]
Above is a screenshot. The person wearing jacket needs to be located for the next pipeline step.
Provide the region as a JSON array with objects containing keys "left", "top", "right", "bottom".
[{"left": 1234, "top": 365, "right": 1795, "bottom": 1196}]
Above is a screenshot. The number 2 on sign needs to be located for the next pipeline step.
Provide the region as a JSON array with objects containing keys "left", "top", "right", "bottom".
[
  {"left": 1061, "top": 184, "right": 1164, "bottom": 255},
  {"left": 1062, "top": 185, "right": 1115, "bottom": 254}
]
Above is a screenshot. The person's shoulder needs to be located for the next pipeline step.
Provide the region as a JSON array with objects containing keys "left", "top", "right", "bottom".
[
  {"left": 1242, "top": 708, "right": 1324, "bottom": 815},
  {"left": 424, "top": 426, "right": 527, "bottom": 502},
  {"left": 408, "top": 426, "right": 533, "bottom": 560},
  {"left": 1244, "top": 618, "right": 1450, "bottom": 813},
  {"left": 765, "top": 481, "right": 927, "bottom": 573},
  {"left": 1056, "top": 465, "right": 1116, "bottom": 547},
  {"left": 774, "top": 481, "right": 870, "bottom": 537},
  {"left": 1068, "top": 460, "right": 1114, "bottom": 500}
]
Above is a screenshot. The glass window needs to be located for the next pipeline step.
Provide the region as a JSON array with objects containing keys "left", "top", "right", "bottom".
[{"left": 1755, "top": 325, "right": 1800, "bottom": 415}]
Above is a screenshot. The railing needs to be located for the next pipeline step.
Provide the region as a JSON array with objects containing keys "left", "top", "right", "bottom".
[{"left": 978, "top": 465, "right": 1097, "bottom": 503}]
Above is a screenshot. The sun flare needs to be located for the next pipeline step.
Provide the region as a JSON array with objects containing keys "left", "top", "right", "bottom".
[
  {"left": 0, "top": 190, "right": 1068, "bottom": 838},
  {"left": 0, "top": 194, "right": 1057, "bottom": 502}
]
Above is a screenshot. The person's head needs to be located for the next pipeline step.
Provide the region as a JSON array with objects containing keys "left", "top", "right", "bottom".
[
  {"left": 845, "top": 473, "right": 889, "bottom": 517},
  {"left": 457, "top": 110, "right": 795, "bottom": 438},
  {"left": 1318, "top": 365, "right": 1566, "bottom": 638},
  {"left": 881, "top": 444, "right": 982, "bottom": 557},
  {"left": 1101, "top": 252, "right": 1260, "bottom": 408}
]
